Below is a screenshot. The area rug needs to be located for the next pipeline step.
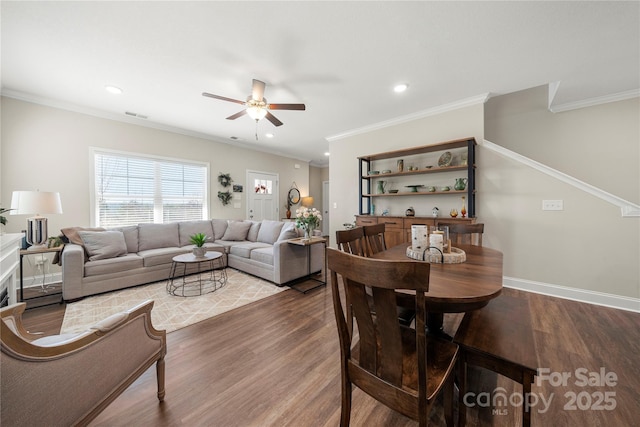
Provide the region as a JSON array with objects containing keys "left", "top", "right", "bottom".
[{"left": 60, "top": 268, "right": 287, "bottom": 334}]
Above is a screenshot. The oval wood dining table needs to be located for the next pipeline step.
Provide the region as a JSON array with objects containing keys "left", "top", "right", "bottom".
[{"left": 371, "top": 242, "right": 504, "bottom": 335}]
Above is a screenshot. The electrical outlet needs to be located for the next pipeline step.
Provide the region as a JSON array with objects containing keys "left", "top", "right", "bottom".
[{"left": 542, "top": 200, "right": 563, "bottom": 211}]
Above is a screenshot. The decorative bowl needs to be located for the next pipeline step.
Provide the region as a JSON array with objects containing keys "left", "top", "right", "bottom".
[
  {"left": 382, "top": 169, "right": 392, "bottom": 174},
  {"left": 368, "top": 170, "right": 380, "bottom": 175},
  {"left": 389, "top": 189, "right": 399, "bottom": 193}
]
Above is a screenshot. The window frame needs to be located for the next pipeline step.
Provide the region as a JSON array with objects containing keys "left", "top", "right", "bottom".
[{"left": 89, "top": 147, "right": 210, "bottom": 227}]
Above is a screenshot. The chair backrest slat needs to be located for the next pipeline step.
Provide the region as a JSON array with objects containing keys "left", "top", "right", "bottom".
[
  {"left": 336, "top": 227, "right": 368, "bottom": 256},
  {"left": 439, "top": 222, "right": 484, "bottom": 246},
  {"left": 363, "top": 223, "right": 387, "bottom": 255}
]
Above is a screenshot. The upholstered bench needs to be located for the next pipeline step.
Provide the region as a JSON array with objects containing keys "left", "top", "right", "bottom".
[{"left": 453, "top": 294, "right": 539, "bottom": 427}]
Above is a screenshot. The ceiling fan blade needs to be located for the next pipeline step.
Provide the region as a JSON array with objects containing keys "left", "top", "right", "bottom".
[
  {"left": 226, "top": 110, "right": 247, "bottom": 120},
  {"left": 252, "top": 79, "right": 266, "bottom": 102},
  {"left": 202, "top": 92, "right": 246, "bottom": 105},
  {"left": 265, "top": 111, "right": 283, "bottom": 127},
  {"left": 268, "top": 103, "right": 306, "bottom": 111}
]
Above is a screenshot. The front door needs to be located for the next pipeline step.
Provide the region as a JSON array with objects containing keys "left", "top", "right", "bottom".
[{"left": 246, "top": 170, "right": 279, "bottom": 221}]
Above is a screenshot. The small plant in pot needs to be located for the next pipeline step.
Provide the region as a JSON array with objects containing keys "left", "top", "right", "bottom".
[{"left": 190, "top": 233, "right": 208, "bottom": 257}]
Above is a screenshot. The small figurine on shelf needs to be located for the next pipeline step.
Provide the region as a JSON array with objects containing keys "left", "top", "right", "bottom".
[
  {"left": 432, "top": 207, "right": 439, "bottom": 218},
  {"left": 450, "top": 208, "right": 458, "bottom": 218},
  {"left": 461, "top": 196, "right": 467, "bottom": 218}
]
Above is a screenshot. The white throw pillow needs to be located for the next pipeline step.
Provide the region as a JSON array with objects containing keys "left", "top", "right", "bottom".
[{"left": 221, "top": 221, "right": 252, "bottom": 241}]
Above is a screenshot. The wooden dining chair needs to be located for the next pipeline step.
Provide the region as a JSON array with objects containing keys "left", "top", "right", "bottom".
[
  {"left": 337, "top": 225, "right": 416, "bottom": 327},
  {"left": 439, "top": 222, "right": 484, "bottom": 246},
  {"left": 363, "top": 223, "right": 387, "bottom": 255},
  {"left": 336, "top": 227, "right": 368, "bottom": 256},
  {"left": 327, "top": 248, "right": 459, "bottom": 427}
]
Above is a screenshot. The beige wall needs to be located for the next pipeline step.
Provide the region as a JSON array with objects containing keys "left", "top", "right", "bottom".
[
  {"left": 330, "top": 95, "right": 639, "bottom": 302},
  {"left": 1, "top": 96, "right": 309, "bottom": 234},
  {"left": 329, "top": 103, "right": 484, "bottom": 238},
  {"left": 484, "top": 88, "right": 639, "bottom": 299}
]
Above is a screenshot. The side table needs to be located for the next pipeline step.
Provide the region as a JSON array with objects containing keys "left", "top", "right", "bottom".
[
  {"left": 286, "top": 236, "right": 327, "bottom": 293},
  {"left": 166, "top": 252, "right": 227, "bottom": 297},
  {"left": 20, "top": 246, "right": 63, "bottom": 306}
]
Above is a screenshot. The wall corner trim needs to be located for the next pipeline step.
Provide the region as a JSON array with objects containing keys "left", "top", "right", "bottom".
[{"left": 483, "top": 139, "right": 640, "bottom": 217}]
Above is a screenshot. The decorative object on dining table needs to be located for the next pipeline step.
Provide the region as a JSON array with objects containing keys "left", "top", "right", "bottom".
[
  {"left": 454, "top": 177, "right": 468, "bottom": 191},
  {"left": 411, "top": 225, "right": 428, "bottom": 252},
  {"left": 405, "top": 245, "right": 466, "bottom": 264},
  {"left": 450, "top": 208, "right": 458, "bottom": 218},
  {"left": 405, "top": 184, "right": 424, "bottom": 192},
  {"left": 461, "top": 196, "right": 467, "bottom": 218},
  {"left": 377, "top": 181, "right": 387, "bottom": 194},
  {"left": 438, "top": 151, "right": 452, "bottom": 167},
  {"left": 397, "top": 159, "right": 404, "bottom": 172},
  {"left": 295, "top": 206, "right": 322, "bottom": 240},
  {"left": 189, "top": 233, "right": 208, "bottom": 257},
  {"left": 432, "top": 207, "right": 439, "bottom": 218},
  {"left": 405, "top": 206, "right": 415, "bottom": 217}
]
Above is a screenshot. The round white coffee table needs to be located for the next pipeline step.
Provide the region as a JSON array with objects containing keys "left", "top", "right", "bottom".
[{"left": 166, "top": 251, "right": 227, "bottom": 297}]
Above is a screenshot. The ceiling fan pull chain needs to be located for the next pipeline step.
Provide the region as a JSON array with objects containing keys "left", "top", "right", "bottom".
[{"left": 255, "top": 122, "right": 259, "bottom": 141}]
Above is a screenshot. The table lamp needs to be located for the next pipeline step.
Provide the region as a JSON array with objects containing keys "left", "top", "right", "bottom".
[
  {"left": 301, "top": 196, "right": 314, "bottom": 207},
  {"left": 10, "top": 190, "right": 63, "bottom": 250}
]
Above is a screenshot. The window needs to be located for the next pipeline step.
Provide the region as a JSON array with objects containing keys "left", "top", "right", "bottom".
[{"left": 92, "top": 149, "right": 208, "bottom": 227}]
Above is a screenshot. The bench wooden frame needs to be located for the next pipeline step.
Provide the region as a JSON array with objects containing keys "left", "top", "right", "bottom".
[{"left": 453, "top": 294, "right": 538, "bottom": 427}]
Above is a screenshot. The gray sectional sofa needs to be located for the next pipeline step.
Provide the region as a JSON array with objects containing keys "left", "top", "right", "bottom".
[{"left": 61, "top": 219, "right": 323, "bottom": 301}]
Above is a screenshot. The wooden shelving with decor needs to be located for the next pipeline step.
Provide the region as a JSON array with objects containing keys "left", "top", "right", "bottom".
[{"left": 358, "top": 137, "right": 477, "bottom": 217}]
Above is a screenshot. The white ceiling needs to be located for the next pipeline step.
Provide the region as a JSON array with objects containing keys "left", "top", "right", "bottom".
[{"left": 2, "top": 1, "right": 638, "bottom": 166}]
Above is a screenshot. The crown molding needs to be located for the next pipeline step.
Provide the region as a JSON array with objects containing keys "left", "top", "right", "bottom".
[
  {"left": 549, "top": 86, "right": 640, "bottom": 113},
  {"left": 325, "top": 93, "right": 491, "bottom": 142}
]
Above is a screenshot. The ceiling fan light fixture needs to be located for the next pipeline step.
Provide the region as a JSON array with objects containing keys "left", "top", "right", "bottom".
[{"left": 246, "top": 106, "right": 268, "bottom": 121}]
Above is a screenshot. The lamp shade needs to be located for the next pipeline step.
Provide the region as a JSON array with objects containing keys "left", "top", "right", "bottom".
[
  {"left": 301, "top": 196, "right": 314, "bottom": 207},
  {"left": 10, "top": 191, "right": 63, "bottom": 216}
]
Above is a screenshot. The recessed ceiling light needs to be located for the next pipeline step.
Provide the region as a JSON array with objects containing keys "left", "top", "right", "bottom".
[
  {"left": 265, "top": 133, "right": 274, "bottom": 138},
  {"left": 393, "top": 83, "right": 408, "bottom": 93},
  {"left": 105, "top": 85, "right": 123, "bottom": 94},
  {"left": 324, "top": 152, "right": 330, "bottom": 156}
]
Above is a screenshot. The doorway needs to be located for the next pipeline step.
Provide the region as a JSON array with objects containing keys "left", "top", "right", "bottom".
[{"left": 246, "top": 171, "right": 279, "bottom": 221}]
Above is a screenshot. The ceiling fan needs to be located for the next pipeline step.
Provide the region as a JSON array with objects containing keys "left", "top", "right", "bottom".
[{"left": 202, "top": 79, "right": 305, "bottom": 127}]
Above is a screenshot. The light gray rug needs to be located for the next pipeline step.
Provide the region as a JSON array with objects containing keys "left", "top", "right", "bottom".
[{"left": 60, "top": 269, "right": 287, "bottom": 334}]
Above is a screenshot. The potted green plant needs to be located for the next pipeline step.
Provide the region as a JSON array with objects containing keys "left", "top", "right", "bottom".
[
  {"left": 189, "top": 233, "right": 208, "bottom": 257},
  {"left": 0, "top": 207, "right": 13, "bottom": 235}
]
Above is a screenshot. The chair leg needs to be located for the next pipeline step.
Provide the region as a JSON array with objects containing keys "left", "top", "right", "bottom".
[
  {"left": 156, "top": 357, "right": 166, "bottom": 402},
  {"left": 457, "top": 356, "right": 467, "bottom": 427},
  {"left": 444, "top": 375, "right": 454, "bottom": 427},
  {"left": 340, "top": 379, "right": 352, "bottom": 427}
]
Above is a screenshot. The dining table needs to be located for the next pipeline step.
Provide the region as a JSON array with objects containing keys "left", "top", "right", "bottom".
[{"left": 371, "top": 242, "right": 504, "bottom": 335}]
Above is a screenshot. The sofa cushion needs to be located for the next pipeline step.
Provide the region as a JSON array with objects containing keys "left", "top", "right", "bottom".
[
  {"left": 250, "top": 247, "right": 274, "bottom": 265},
  {"left": 229, "top": 242, "right": 272, "bottom": 258},
  {"left": 277, "top": 221, "right": 299, "bottom": 241},
  {"left": 246, "top": 221, "right": 261, "bottom": 242},
  {"left": 221, "top": 221, "right": 252, "bottom": 241},
  {"left": 179, "top": 220, "right": 214, "bottom": 246},
  {"left": 138, "top": 223, "right": 180, "bottom": 251},
  {"left": 113, "top": 225, "right": 139, "bottom": 253},
  {"left": 138, "top": 247, "right": 190, "bottom": 267},
  {"left": 84, "top": 253, "right": 144, "bottom": 277},
  {"left": 78, "top": 230, "right": 128, "bottom": 261},
  {"left": 212, "top": 219, "right": 229, "bottom": 240},
  {"left": 257, "top": 220, "right": 284, "bottom": 244},
  {"left": 61, "top": 226, "right": 106, "bottom": 260}
]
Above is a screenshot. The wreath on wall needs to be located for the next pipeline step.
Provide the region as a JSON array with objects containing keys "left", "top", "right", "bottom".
[
  {"left": 218, "top": 172, "right": 232, "bottom": 188},
  {"left": 218, "top": 191, "right": 232, "bottom": 206}
]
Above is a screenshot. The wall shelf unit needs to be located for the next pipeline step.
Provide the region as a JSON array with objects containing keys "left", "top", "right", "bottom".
[{"left": 358, "top": 137, "right": 477, "bottom": 217}]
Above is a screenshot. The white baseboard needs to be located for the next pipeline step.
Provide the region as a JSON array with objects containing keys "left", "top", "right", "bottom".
[{"left": 503, "top": 276, "right": 640, "bottom": 313}]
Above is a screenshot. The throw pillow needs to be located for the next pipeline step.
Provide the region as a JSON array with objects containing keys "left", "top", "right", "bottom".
[
  {"left": 246, "top": 221, "right": 262, "bottom": 242},
  {"left": 61, "top": 226, "right": 106, "bottom": 260},
  {"left": 221, "top": 220, "right": 252, "bottom": 241},
  {"left": 257, "top": 220, "right": 284, "bottom": 244},
  {"left": 277, "top": 221, "right": 298, "bottom": 241},
  {"left": 78, "top": 230, "right": 128, "bottom": 261}
]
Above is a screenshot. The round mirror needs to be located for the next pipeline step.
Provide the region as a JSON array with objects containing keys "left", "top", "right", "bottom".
[{"left": 288, "top": 188, "right": 301, "bottom": 205}]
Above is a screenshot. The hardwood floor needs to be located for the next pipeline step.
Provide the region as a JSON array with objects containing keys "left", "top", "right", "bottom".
[{"left": 20, "top": 283, "right": 640, "bottom": 426}]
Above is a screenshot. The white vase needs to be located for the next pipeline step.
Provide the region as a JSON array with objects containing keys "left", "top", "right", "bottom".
[{"left": 193, "top": 247, "right": 206, "bottom": 257}]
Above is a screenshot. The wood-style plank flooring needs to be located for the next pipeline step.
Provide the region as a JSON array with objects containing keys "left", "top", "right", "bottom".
[{"left": 20, "top": 282, "right": 640, "bottom": 426}]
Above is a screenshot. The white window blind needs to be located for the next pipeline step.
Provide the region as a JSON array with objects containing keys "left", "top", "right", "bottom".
[{"left": 93, "top": 150, "right": 208, "bottom": 227}]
